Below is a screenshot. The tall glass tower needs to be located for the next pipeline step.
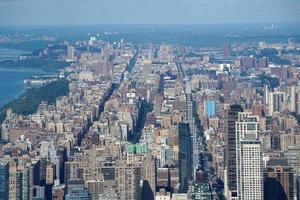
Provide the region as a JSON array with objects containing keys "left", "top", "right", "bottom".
[{"left": 185, "top": 79, "right": 198, "bottom": 179}]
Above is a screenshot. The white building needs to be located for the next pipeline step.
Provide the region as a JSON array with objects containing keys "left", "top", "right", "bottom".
[
  {"left": 268, "top": 91, "right": 286, "bottom": 116},
  {"left": 236, "top": 112, "right": 263, "bottom": 200},
  {"left": 66, "top": 45, "right": 76, "bottom": 62}
]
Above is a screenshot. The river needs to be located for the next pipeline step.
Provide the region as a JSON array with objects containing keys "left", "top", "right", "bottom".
[{"left": 0, "top": 48, "right": 44, "bottom": 107}]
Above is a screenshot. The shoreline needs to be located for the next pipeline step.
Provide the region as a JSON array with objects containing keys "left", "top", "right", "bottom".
[
  {"left": 0, "top": 78, "right": 69, "bottom": 124},
  {"left": 0, "top": 67, "right": 51, "bottom": 108}
]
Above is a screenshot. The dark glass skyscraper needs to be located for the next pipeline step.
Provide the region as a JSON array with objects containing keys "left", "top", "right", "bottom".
[
  {"left": 185, "top": 79, "right": 198, "bottom": 179},
  {"left": 0, "top": 161, "right": 9, "bottom": 200},
  {"left": 264, "top": 158, "right": 295, "bottom": 200},
  {"left": 225, "top": 104, "right": 243, "bottom": 196},
  {"left": 65, "top": 179, "right": 91, "bottom": 200},
  {"left": 178, "top": 122, "right": 192, "bottom": 193}
]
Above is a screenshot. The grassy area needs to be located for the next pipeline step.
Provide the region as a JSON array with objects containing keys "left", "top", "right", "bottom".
[
  {"left": 126, "top": 49, "right": 138, "bottom": 73},
  {"left": 0, "top": 79, "right": 69, "bottom": 124},
  {"left": 0, "top": 59, "right": 70, "bottom": 73},
  {"left": 131, "top": 100, "right": 154, "bottom": 143}
]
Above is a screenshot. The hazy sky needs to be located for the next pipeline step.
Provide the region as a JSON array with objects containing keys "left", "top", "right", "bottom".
[{"left": 0, "top": 0, "right": 299, "bottom": 25}]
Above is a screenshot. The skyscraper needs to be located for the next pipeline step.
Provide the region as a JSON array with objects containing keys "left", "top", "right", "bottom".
[
  {"left": 264, "top": 84, "right": 269, "bottom": 105},
  {"left": 223, "top": 43, "right": 232, "bottom": 57},
  {"left": 204, "top": 100, "right": 216, "bottom": 118},
  {"left": 191, "top": 182, "right": 212, "bottom": 200},
  {"left": 65, "top": 179, "right": 91, "bottom": 200},
  {"left": 115, "top": 161, "right": 141, "bottom": 200},
  {"left": 178, "top": 122, "right": 192, "bottom": 193},
  {"left": 264, "top": 158, "right": 295, "bottom": 200},
  {"left": 66, "top": 45, "right": 76, "bottom": 62},
  {"left": 268, "top": 91, "right": 286, "bottom": 116},
  {"left": 141, "top": 154, "right": 156, "bottom": 200},
  {"left": 225, "top": 104, "right": 243, "bottom": 198},
  {"left": 185, "top": 79, "right": 198, "bottom": 179},
  {"left": 0, "top": 161, "right": 9, "bottom": 200},
  {"left": 290, "top": 86, "right": 300, "bottom": 114},
  {"left": 236, "top": 112, "right": 263, "bottom": 200},
  {"left": 8, "top": 161, "right": 23, "bottom": 200},
  {"left": 285, "top": 145, "right": 300, "bottom": 200}
]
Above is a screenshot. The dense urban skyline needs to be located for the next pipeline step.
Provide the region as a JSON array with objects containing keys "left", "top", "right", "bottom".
[{"left": 0, "top": 1, "right": 300, "bottom": 199}]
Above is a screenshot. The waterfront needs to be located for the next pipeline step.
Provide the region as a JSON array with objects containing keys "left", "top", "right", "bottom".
[
  {"left": 0, "top": 48, "right": 30, "bottom": 62},
  {"left": 0, "top": 67, "right": 44, "bottom": 107},
  {"left": 0, "top": 48, "right": 41, "bottom": 107}
]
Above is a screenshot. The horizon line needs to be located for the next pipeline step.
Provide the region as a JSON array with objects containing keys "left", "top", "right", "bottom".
[{"left": 1, "top": 21, "right": 300, "bottom": 27}]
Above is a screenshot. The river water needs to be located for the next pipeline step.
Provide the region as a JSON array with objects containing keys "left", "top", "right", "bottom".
[{"left": 0, "top": 48, "right": 43, "bottom": 107}]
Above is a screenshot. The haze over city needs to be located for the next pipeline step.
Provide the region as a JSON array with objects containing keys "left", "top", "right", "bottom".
[
  {"left": 0, "top": 1, "right": 300, "bottom": 200},
  {"left": 0, "top": 0, "right": 300, "bottom": 25}
]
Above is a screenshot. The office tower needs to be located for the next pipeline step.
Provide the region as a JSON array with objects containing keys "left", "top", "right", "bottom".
[
  {"left": 86, "top": 180, "right": 104, "bottom": 200},
  {"left": 116, "top": 161, "right": 141, "bottom": 200},
  {"left": 223, "top": 43, "right": 232, "bottom": 57},
  {"left": 178, "top": 122, "right": 192, "bottom": 193},
  {"left": 169, "top": 168, "right": 179, "bottom": 192},
  {"left": 65, "top": 179, "right": 91, "bottom": 200},
  {"left": 22, "top": 167, "right": 30, "bottom": 200},
  {"left": 264, "top": 158, "right": 294, "bottom": 200},
  {"left": 32, "top": 186, "right": 45, "bottom": 200},
  {"left": 258, "top": 57, "right": 268, "bottom": 68},
  {"left": 67, "top": 45, "right": 76, "bottom": 62},
  {"left": 268, "top": 91, "right": 286, "bottom": 116},
  {"left": 46, "top": 164, "right": 55, "bottom": 185},
  {"left": 225, "top": 104, "right": 243, "bottom": 197},
  {"left": 236, "top": 112, "right": 263, "bottom": 200},
  {"left": 0, "top": 161, "right": 9, "bottom": 200},
  {"left": 185, "top": 79, "right": 198, "bottom": 179},
  {"left": 142, "top": 154, "right": 156, "bottom": 200},
  {"left": 290, "top": 86, "right": 300, "bottom": 114},
  {"left": 157, "top": 168, "right": 169, "bottom": 189},
  {"left": 191, "top": 182, "right": 212, "bottom": 200},
  {"left": 204, "top": 100, "right": 216, "bottom": 118},
  {"left": 285, "top": 145, "right": 300, "bottom": 200},
  {"left": 8, "top": 161, "right": 23, "bottom": 200},
  {"left": 285, "top": 145, "right": 300, "bottom": 176},
  {"left": 264, "top": 84, "right": 269, "bottom": 105}
]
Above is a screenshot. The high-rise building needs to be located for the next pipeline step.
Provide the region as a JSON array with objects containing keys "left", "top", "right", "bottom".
[
  {"left": 290, "top": 86, "right": 300, "bottom": 114},
  {"left": 46, "top": 164, "right": 55, "bottom": 185},
  {"left": 268, "top": 91, "right": 286, "bottom": 116},
  {"left": 178, "top": 122, "right": 192, "bottom": 193},
  {"left": 185, "top": 79, "right": 198, "bottom": 179},
  {"left": 264, "top": 158, "right": 295, "bottom": 200},
  {"left": 204, "top": 100, "right": 216, "bottom": 118},
  {"left": 191, "top": 182, "right": 212, "bottom": 200},
  {"left": 141, "top": 154, "right": 156, "bottom": 200},
  {"left": 0, "top": 161, "right": 9, "bottom": 200},
  {"left": 236, "top": 112, "right": 263, "bottom": 200},
  {"left": 66, "top": 45, "right": 76, "bottom": 62},
  {"left": 285, "top": 145, "right": 300, "bottom": 200},
  {"left": 65, "top": 179, "right": 91, "bottom": 200},
  {"left": 8, "top": 161, "right": 23, "bottom": 200},
  {"left": 86, "top": 180, "right": 104, "bottom": 200},
  {"left": 225, "top": 104, "right": 243, "bottom": 198},
  {"left": 115, "top": 161, "right": 141, "bottom": 200},
  {"left": 32, "top": 185, "right": 45, "bottom": 200},
  {"left": 264, "top": 84, "right": 269, "bottom": 105},
  {"left": 223, "top": 43, "right": 232, "bottom": 57},
  {"left": 22, "top": 167, "right": 30, "bottom": 200}
]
